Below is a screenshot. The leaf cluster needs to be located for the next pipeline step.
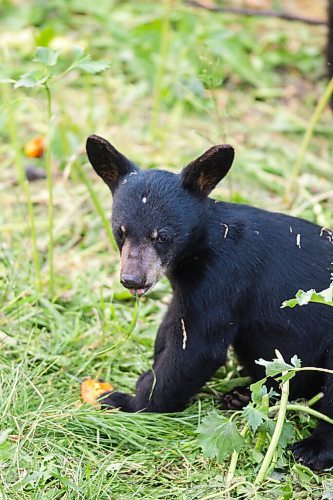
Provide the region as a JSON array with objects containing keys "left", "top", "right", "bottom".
[
  {"left": 282, "top": 284, "right": 333, "bottom": 309},
  {"left": 1, "top": 46, "right": 110, "bottom": 90}
]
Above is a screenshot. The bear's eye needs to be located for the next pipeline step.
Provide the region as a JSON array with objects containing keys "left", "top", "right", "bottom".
[
  {"left": 157, "top": 231, "right": 168, "bottom": 243},
  {"left": 116, "top": 226, "right": 126, "bottom": 240}
]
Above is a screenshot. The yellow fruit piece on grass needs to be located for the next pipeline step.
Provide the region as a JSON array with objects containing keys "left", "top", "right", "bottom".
[
  {"left": 24, "top": 136, "right": 45, "bottom": 158},
  {"left": 81, "top": 378, "right": 113, "bottom": 408}
]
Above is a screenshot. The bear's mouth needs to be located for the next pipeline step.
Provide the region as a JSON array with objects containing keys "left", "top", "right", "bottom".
[{"left": 129, "top": 284, "right": 153, "bottom": 297}]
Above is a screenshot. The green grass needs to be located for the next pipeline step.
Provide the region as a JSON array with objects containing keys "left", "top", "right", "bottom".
[{"left": 0, "top": 0, "right": 333, "bottom": 498}]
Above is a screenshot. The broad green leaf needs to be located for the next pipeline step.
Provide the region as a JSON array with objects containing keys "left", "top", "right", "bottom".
[
  {"left": 250, "top": 378, "right": 267, "bottom": 405},
  {"left": 34, "top": 46, "right": 59, "bottom": 67},
  {"left": 243, "top": 404, "right": 267, "bottom": 432},
  {"left": 13, "top": 71, "right": 47, "bottom": 89},
  {"left": 256, "top": 358, "right": 294, "bottom": 377},
  {"left": 261, "top": 419, "right": 294, "bottom": 449},
  {"left": 279, "top": 421, "right": 295, "bottom": 448},
  {"left": 72, "top": 46, "right": 85, "bottom": 62},
  {"left": 14, "top": 72, "right": 39, "bottom": 88},
  {"left": 197, "top": 411, "right": 244, "bottom": 462},
  {"left": 76, "top": 59, "right": 110, "bottom": 74}
]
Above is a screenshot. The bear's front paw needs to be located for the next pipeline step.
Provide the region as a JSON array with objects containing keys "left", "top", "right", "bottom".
[
  {"left": 220, "top": 386, "right": 251, "bottom": 410},
  {"left": 99, "top": 391, "right": 136, "bottom": 412},
  {"left": 291, "top": 435, "right": 333, "bottom": 471}
]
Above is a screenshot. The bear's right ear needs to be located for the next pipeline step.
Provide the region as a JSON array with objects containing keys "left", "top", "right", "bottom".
[
  {"left": 86, "top": 135, "right": 138, "bottom": 193},
  {"left": 181, "top": 144, "right": 234, "bottom": 197}
]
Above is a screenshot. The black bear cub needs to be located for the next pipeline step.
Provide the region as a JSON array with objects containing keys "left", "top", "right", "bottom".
[{"left": 86, "top": 135, "right": 333, "bottom": 471}]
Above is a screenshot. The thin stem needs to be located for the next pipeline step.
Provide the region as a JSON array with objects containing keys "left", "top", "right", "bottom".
[
  {"left": 307, "top": 392, "right": 323, "bottom": 407},
  {"left": 97, "top": 294, "right": 139, "bottom": 355},
  {"left": 269, "top": 403, "right": 333, "bottom": 426},
  {"left": 44, "top": 83, "right": 55, "bottom": 296},
  {"left": 296, "top": 366, "right": 333, "bottom": 376},
  {"left": 255, "top": 351, "right": 289, "bottom": 485},
  {"left": 226, "top": 424, "right": 248, "bottom": 487},
  {"left": 7, "top": 93, "right": 42, "bottom": 291},
  {"left": 285, "top": 77, "right": 333, "bottom": 205},
  {"left": 74, "top": 161, "right": 117, "bottom": 251}
]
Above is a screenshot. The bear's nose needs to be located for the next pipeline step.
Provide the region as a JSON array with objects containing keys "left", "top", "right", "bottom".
[{"left": 120, "top": 274, "right": 146, "bottom": 289}]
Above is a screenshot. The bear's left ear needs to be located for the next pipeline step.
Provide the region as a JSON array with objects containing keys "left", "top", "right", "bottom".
[{"left": 181, "top": 145, "right": 234, "bottom": 197}]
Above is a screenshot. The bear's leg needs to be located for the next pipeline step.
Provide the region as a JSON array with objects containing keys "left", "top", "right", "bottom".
[
  {"left": 291, "top": 345, "right": 333, "bottom": 470},
  {"left": 100, "top": 345, "right": 223, "bottom": 412},
  {"left": 100, "top": 314, "right": 228, "bottom": 412}
]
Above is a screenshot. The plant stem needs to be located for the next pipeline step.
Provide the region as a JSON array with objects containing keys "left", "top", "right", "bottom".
[
  {"left": 75, "top": 161, "right": 117, "bottom": 251},
  {"left": 307, "top": 392, "right": 323, "bottom": 407},
  {"left": 44, "top": 83, "right": 55, "bottom": 296},
  {"left": 226, "top": 424, "right": 248, "bottom": 486},
  {"left": 269, "top": 403, "right": 333, "bottom": 426},
  {"left": 150, "top": 0, "right": 173, "bottom": 136},
  {"left": 7, "top": 94, "right": 42, "bottom": 291},
  {"left": 97, "top": 294, "right": 139, "bottom": 355},
  {"left": 285, "top": 77, "right": 333, "bottom": 206},
  {"left": 255, "top": 351, "right": 289, "bottom": 485},
  {"left": 297, "top": 366, "right": 333, "bottom": 375}
]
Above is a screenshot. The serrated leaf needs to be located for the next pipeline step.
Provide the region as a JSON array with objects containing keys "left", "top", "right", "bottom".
[
  {"left": 72, "top": 46, "right": 85, "bottom": 61},
  {"left": 262, "top": 418, "right": 295, "bottom": 449},
  {"left": 14, "top": 72, "right": 39, "bottom": 88},
  {"left": 251, "top": 448, "right": 264, "bottom": 463},
  {"left": 256, "top": 358, "right": 294, "bottom": 377},
  {"left": 197, "top": 411, "right": 244, "bottom": 462},
  {"left": 76, "top": 59, "right": 110, "bottom": 74},
  {"left": 250, "top": 379, "right": 267, "bottom": 405},
  {"left": 291, "top": 355, "right": 302, "bottom": 368},
  {"left": 243, "top": 404, "right": 267, "bottom": 432},
  {"left": 279, "top": 420, "right": 295, "bottom": 448},
  {"left": 34, "top": 46, "right": 59, "bottom": 67}
]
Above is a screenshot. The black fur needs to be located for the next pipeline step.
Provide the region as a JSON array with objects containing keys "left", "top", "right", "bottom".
[{"left": 86, "top": 135, "right": 333, "bottom": 471}]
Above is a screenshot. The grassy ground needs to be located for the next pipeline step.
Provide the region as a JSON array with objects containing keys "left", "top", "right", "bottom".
[{"left": 0, "top": 0, "right": 332, "bottom": 498}]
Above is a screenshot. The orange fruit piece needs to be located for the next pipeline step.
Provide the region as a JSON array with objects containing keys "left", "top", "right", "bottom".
[
  {"left": 24, "top": 136, "right": 45, "bottom": 158},
  {"left": 81, "top": 378, "right": 113, "bottom": 408}
]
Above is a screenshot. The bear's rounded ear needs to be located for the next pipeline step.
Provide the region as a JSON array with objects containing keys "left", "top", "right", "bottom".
[
  {"left": 181, "top": 144, "right": 234, "bottom": 197},
  {"left": 86, "top": 135, "right": 138, "bottom": 193}
]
